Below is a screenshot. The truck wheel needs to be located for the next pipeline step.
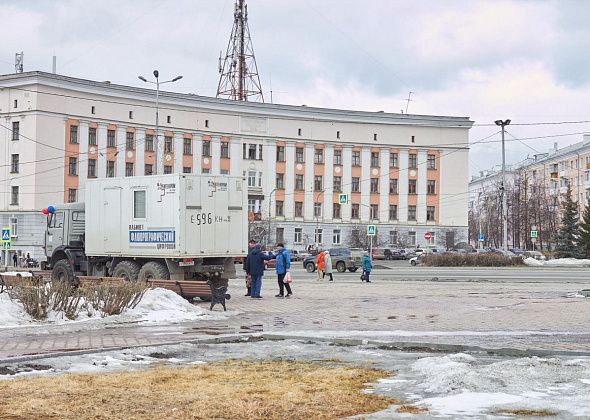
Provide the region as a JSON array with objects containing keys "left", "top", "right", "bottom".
[
  {"left": 305, "top": 262, "right": 315, "bottom": 273},
  {"left": 138, "top": 261, "right": 170, "bottom": 282},
  {"left": 336, "top": 262, "right": 346, "bottom": 273},
  {"left": 52, "top": 259, "right": 75, "bottom": 285},
  {"left": 112, "top": 261, "right": 141, "bottom": 282}
]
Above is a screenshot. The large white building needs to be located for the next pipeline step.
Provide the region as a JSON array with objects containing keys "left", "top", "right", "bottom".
[{"left": 0, "top": 71, "right": 472, "bottom": 263}]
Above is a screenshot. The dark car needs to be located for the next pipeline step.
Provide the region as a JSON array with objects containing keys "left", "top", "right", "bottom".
[
  {"left": 303, "top": 248, "right": 359, "bottom": 273},
  {"left": 388, "top": 249, "right": 408, "bottom": 260}
]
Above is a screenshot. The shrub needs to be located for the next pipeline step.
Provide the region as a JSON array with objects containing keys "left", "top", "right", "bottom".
[
  {"left": 422, "top": 253, "right": 524, "bottom": 267},
  {"left": 80, "top": 282, "right": 147, "bottom": 317}
]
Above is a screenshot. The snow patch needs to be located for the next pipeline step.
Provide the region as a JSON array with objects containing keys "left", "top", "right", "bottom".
[
  {"left": 525, "top": 257, "right": 590, "bottom": 267},
  {"left": 0, "top": 292, "right": 33, "bottom": 327}
]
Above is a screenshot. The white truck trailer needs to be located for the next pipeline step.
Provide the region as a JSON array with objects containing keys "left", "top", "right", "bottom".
[{"left": 43, "top": 174, "right": 247, "bottom": 291}]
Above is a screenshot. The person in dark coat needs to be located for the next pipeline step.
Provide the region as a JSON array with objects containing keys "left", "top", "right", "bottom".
[
  {"left": 243, "top": 239, "right": 256, "bottom": 296},
  {"left": 245, "top": 244, "right": 273, "bottom": 299},
  {"left": 12, "top": 253, "right": 18, "bottom": 267}
]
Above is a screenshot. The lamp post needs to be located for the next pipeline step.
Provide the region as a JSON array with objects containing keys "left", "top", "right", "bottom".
[
  {"left": 314, "top": 189, "right": 324, "bottom": 247},
  {"left": 495, "top": 119, "right": 511, "bottom": 251},
  {"left": 268, "top": 188, "right": 276, "bottom": 246},
  {"left": 138, "top": 71, "right": 183, "bottom": 175}
]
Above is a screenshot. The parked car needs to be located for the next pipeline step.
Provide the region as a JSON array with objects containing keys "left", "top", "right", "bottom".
[
  {"left": 491, "top": 249, "right": 517, "bottom": 257},
  {"left": 303, "top": 248, "right": 360, "bottom": 273},
  {"left": 372, "top": 248, "right": 392, "bottom": 260},
  {"left": 388, "top": 249, "right": 408, "bottom": 260},
  {"left": 522, "top": 250, "right": 546, "bottom": 261},
  {"left": 289, "top": 250, "right": 303, "bottom": 262},
  {"left": 509, "top": 248, "right": 525, "bottom": 256},
  {"left": 409, "top": 254, "right": 424, "bottom": 266},
  {"left": 0, "top": 271, "right": 34, "bottom": 278}
]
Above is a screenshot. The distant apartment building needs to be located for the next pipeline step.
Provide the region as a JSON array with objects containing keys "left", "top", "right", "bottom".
[{"left": 0, "top": 72, "right": 472, "bottom": 262}]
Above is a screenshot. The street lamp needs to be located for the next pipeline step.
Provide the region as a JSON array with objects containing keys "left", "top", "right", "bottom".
[
  {"left": 495, "top": 119, "right": 510, "bottom": 251},
  {"left": 138, "top": 70, "right": 183, "bottom": 175},
  {"left": 268, "top": 188, "right": 277, "bottom": 246},
  {"left": 314, "top": 189, "right": 324, "bottom": 247}
]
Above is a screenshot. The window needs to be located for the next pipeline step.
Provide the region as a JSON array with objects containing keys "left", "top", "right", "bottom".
[
  {"left": 69, "top": 157, "right": 78, "bottom": 176},
  {"left": 167, "top": 115, "right": 171, "bottom": 124},
  {"left": 88, "top": 159, "right": 96, "bottom": 178},
  {"left": 336, "top": 131, "right": 340, "bottom": 139},
  {"left": 298, "top": 128, "right": 302, "bottom": 136},
  {"left": 11, "top": 186, "right": 18, "bottom": 205},
  {"left": 107, "top": 161, "right": 115, "bottom": 177},
  {"left": 409, "top": 179, "right": 417, "bottom": 194},
  {"left": 373, "top": 133, "right": 377, "bottom": 141},
  {"left": 333, "top": 176, "right": 342, "bottom": 192},
  {"left": 10, "top": 217, "right": 18, "bottom": 237},
  {"left": 220, "top": 169, "right": 229, "bottom": 175},
  {"left": 88, "top": 128, "right": 97, "bottom": 145},
  {"left": 294, "top": 227, "right": 302, "bottom": 243},
  {"left": 202, "top": 140, "right": 211, "bottom": 157},
  {"left": 371, "top": 152, "right": 379, "bottom": 168},
  {"left": 248, "top": 171, "right": 257, "bottom": 187},
  {"left": 14, "top": 99, "right": 17, "bottom": 108},
  {"left": 351, "top": 204, "right": 360, "bottom": 219},
  {"left": 390, "top": 152, "right": 398, "bottom": 168},
  {"left": 12, "top": 122, "right": 19, "bottom": 140},
  {"left": 408, "top": 205, "right": 417, "bottom": 221},
  {"left": 107, "top": 130, "right": 116, "bottom": 147},
  {"left": 389, "top": 179, "right": 398, "bottom": 194},
  {"left": 370, "top": 178, "right": 379, "bottom": 193},
  {"left": 69, "top": 125, "right": 78, "bottom": 144},
  {"left": 295, "top": 174, "right": 304, "bottom": 190},
  {"left": 314, "top": 202, "right": 322, "bottom": 218},
  {"left": 276, "top": 201, "right": 284, "bottom": 217},
  {"left": 389, "top": 205, "right": 398, "bottom": 221},
  {"left": 145, "top": 135, "right": 154, "bottom": 152},
  {"left": 351, "top": 177, "right": 360, "bottom": 193},
  {"left": 333, "top": 229, "right": 341, "bottom": 245},
  {"left": 333, "top": 203, "right": 341, "bottom": 219},
  {"left": 258, "top": 145, "right": 263, "bottom": 160},
  {"left": 164, "top": 136, "right": 173, "bottom": 153},
  {"left": 295, "top": 202, "right": 303, "bottom": 217},
  {"left": 205, "top": 119, "right": 209, "bottom": 128},
  {"left": 134, "top": 190, "right": 146, "bottom": 218},
  {"left": 296, "top": 147, "right": 304, "bottom": 163},
  {"left": 427, "top": 206, "right": 436, "bottom": 221},
  {"left": 314, "top": 175, "right": 323, "bottom": 191},
  {"left": 125, "top": 162, "right": 134, "bottom": 177},
  {"left": 370, "top": 204, "right": 378, "bottom": 220},
  {"left": 352, "top": 151, "right": 361, "bottom": 166},
  {"left": 126, "top": 132, "right": 134, "bottom": 150},
  {"left": 184, "top": 138, "right": 192, "bottom": 155},
  {"left": 409, "top": 153, "right": 417, "bottom": 169},
  {"left": 276, "top": 173, "right": 284, "bottom": 189},
  {"left": 91, "top": 105, "right": 95, "bottom": 114},
  {"left": 276, "top": 228, "right": 285, "bottom": 243},
  {"left": 183, "top": 166, "right": 192, "bottom": 174},
  {"left": 427, "top": 154, "right": 436, "bottom": 169},
  {"left": 129, "top": 111, "right": 133, "bottom": 119},
  {"left": 314, "top": 148, "right": 324, "bottom": 164},
  {"left": 408, "top": 231, "right": 416, "bottom": 246},
  {"left": 68, "top": 188, "right": 76, "bottom": 203},
  {"left": 427, "top": 180, "right": 436, "bottom": 195},
  {"left": 247, "top": 144, "right": 257, "bottom": 160},
  {"left": 145, "top": 164, "right": 153, "bottom": 175},
  {"left": 334, "top": 149, "right": 342, "bottom": 165},
  {"left": 10, "top": 154, "right": 19, "bottom": 173},
  {"left": 164, "top": 165, "right": 172, "bottom": 174},
  {"left": 389, "top": 230, "right": 398, "bottom": 245},
  {"left": 221, "top": 142, "right": 229, "bottom": 158},
  {"left": 411, "top": 135, "right": 415, "bottom": 143},
  {"left": 276, "top": 146, "right": 285, "bottom": 162},
  {"left": 314, "top": 228, "right": 323, "bottom": 244},
  {"left": 248, "top": 199, "right": 256, "bottom": 213}
]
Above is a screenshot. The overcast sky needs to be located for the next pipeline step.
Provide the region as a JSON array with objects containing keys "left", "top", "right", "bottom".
[{"left": 2, "top": 0, "right": 590, "bottom": 176}]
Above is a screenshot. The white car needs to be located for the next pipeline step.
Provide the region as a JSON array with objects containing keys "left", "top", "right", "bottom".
[
  {"left": 409, "top": 256, "right": 421, "bottom": 266},
  {"left": 0, "top": 271, "right": 34, "bottom": 278}
]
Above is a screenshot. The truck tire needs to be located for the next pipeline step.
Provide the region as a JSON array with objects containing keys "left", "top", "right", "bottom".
[
  {"left": 112, "top": 260, "right": 141, "bottom": 282},
  {"left": 138, "top": 261, "right": 170, "bottom": 282},
  {"left": 52, "top": 259, "right": 75, "bottom": 285},
  {"left": 336, "top": 262, "right": 346, "bottom": 273},
  {"left": 305, "top": 262, "right": 316, "bottom": 273}
]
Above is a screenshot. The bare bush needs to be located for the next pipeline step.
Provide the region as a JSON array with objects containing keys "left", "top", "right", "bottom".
[
  {"left": 422, "top": 253, "right": 524, "bottom": 267},
  {"left": 80, "top": 282, "right": 148, "bottom": 317}
]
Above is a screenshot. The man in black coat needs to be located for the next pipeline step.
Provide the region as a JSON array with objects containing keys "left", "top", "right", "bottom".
[
  {"left": 244, "top": 239, "right": 256, "bottom": 296},
  {"left": 245, "top": 244, "right": 274, "bottom": 299}
]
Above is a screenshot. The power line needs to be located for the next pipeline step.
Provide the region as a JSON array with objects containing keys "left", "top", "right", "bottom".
[{"left": 474, "top": 120, "right": 590, "bottom": 127}]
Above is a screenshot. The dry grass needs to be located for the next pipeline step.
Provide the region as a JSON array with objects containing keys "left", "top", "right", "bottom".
[
  {"left": 0, "top": 360, "right": 397, "bottom": 419},
  {"left": 496, "top": 408, "right": 557, "bottom": 417},
  {"left": 396, "top": 404, "right": 428, "bottom": 414}
]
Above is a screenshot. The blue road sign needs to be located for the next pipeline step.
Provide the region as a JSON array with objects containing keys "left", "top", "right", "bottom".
[
  {"left": 2, "top": 241, "right": 11, "bottom": 250},
  {"left": 477, "top": 232, "right": 484, "bottom": 242},
  {"left": 338, "top": 193, "right": 349, "bottom": 204},
  {"left": 367, "top": 225, "right": 376, "bottom": 236},
  {"left": 1, "top": 228, "right": 10, "bottom": 242}
]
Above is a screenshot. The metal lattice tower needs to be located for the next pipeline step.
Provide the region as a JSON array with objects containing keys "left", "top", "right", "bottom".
[{"left": 216, "top": 0, "right": 264, "bottom": 102}]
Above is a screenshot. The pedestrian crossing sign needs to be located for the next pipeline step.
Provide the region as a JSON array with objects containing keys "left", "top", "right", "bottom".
[
  {"left": 1, "top": 227, "right": 10, "bottom": 242},
  {"left": 2, "top": 241, "right": 11, "bottom": 250},
  {"left": 338, "top": 193, "right": 349, "bottom": 204},
  {"left": 367, "top": 225, "right": 376, "bottom": 236}
]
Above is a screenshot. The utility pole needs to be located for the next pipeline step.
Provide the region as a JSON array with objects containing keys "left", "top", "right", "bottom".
[{"left": 495, "top": 119, "right": 511, "bottom": 251}]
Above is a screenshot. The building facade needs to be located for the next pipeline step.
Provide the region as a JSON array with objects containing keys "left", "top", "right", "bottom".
[{"left": 0, "top": 72, "right": 472, "bottom": 262}]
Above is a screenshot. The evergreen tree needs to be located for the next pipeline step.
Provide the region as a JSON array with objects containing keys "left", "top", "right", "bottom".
[
  {"left": 578, "top": 201, "right": 590, "bottom": 258},
  {"left": 555, "top": 186, "right": 580, "bottom": 258}
]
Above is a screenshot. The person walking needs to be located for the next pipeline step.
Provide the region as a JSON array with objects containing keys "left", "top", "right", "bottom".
[
  {"left": 323, "top": 250, "right": 334, "bottom": 281},
  {"left": 244, "top": 239, "right": 256, "bottom": 296},
  {"left": 362, "top": 251, "right": 372, "bottom": 283},
  {"left": 316, "top": 249, "right": 325, "bottom": 281},
  {"left": 274, "top": 243, "right": 292, "bottom": 298},
  {"left": 245, "top": 244, "right": 273, "bottom": 299},
  {"left": 12, "top": 253, "right": 18, "bottom": 267}
]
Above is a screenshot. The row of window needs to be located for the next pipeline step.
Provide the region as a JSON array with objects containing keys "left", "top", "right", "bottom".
[{"left": 290, "top": 227, "right": 428, "bottom": 247}]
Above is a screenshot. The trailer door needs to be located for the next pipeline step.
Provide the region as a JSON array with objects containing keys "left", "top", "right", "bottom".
[{"left": 103, "top": 187, "right": 122, "bottom": 253}]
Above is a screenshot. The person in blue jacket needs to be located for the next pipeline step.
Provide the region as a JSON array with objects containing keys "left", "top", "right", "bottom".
[
  {"left": 274, "top": 243, "right": 292, "bottom": 298},
  {"left": 245, "top": 244, "right": 273, "bottom": 299},
  {"left": 362, "top": 251, "right": 373, "bottom": 283}
]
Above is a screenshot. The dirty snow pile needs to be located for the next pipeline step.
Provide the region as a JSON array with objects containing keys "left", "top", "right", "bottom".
[
  {"left": 524, "top": 257, "right": 590, "bottom": 267},
  {"left": 0, "top": 292, "right": 32, "bottom": 327}
]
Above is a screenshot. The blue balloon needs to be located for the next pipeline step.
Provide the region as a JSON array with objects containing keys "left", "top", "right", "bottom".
[{"left": 47, "top": 205, "right": 55, "bottom": 213}]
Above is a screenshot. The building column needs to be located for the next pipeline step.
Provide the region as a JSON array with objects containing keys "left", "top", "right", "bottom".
[
  {"left": 417, "top": 150, "right": 428, "bottom": 223},
  {"left": 174, "top": 133, "right": 183, "bottom": 173},
  {"left": 136, "top": 128, "right": 145, "bottom": 176},
  {"left": 229, "top": 138, "right": 241, "bottom": 176},
  {"left": 116, "top": 126, "right": 126, "bottom": 177},
  {"left": 399, "top": 148, "right": 409, "bottom": 222},
  {"left": 379, "top": 147, "right": 389, "bottom": 223},
  {"left": 342, "top": 146, "right": 352, "bottom": 222},
  {"left": 304, "top": 143, "right": 314, "bottom": 222},
  {"left": 211, "top": 135, "right": 221, "bottom": 175},
  {"left": 285, "top": 141, "right": 295, "bottom": 219},
  {"left": 324, "top": 144, "right": 334, "bottom": 220},
  {"left": 360, "top": 146, "right": 371, "bottom": 222},
  {"left": 79, "top": 121, "right": 89, "bottom": 186},
  {"left": 264, "top": 140, "right": 277, "bottom": 218},
  {"left": 97, "top": 123, "right": 107, "bottom": 179},
  {"left": 193, "top": 133, "right": 202, "bottom": 174}
]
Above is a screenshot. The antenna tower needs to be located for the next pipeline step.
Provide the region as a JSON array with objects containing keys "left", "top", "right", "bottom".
[
  {"left": 216, "top": 0, "right": 264, "bottom": 102},
  {"left": 15, "top": 52, "right": 24, "bottom": 73}
]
